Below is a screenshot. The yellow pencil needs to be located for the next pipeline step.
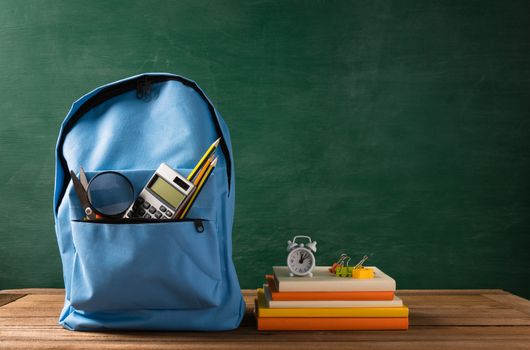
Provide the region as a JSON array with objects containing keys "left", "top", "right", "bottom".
[
  {"left": 188, "top": 137, "right": 221, "bottom": 181},
  {"left": 179, "top": 157, "right": 217, "bottom": 219}
]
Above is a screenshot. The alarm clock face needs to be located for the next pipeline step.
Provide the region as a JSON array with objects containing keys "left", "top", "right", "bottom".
[{"left": 287, "top": 247, "right": 315, "bottom": 276}]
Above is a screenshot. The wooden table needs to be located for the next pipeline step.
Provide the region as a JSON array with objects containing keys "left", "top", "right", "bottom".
[{"left": 1, "top": 289, "right": 530, "bottom": 349}]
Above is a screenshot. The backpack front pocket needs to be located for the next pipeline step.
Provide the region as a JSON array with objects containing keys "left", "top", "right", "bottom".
[{"left": 69, "top": 219, "right": 223, "bottom": 311}]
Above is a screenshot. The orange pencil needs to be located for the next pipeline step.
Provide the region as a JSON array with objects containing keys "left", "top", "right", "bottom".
[
  {"left": 193, "top": 155, "right": 214, "bottom": 186},
  {"left": 179, "top": 157, "right": 217, "bottom": 219}
]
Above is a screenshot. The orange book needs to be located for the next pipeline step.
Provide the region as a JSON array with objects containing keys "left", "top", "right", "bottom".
[
  {"left": 256, "top": 315, "right": 409, "bottom": 331},
  {"left": 265, "top": 275, "right": 394, "bottom": 301}
]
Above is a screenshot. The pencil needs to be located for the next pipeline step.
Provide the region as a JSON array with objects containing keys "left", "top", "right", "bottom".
[
  {"left": 179, "top": 157, "right": 217, "bottom": 219},
  {"left": 188, "top": 137, "right": 221, "bottom": 181},
  {"left": 193, "top": 155, "right": 214, "bottom": 186}
]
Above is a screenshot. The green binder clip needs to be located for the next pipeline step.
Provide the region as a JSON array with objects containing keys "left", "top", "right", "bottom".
[{"left": 334, "top": 254, "right": 353, "bottom": 277}]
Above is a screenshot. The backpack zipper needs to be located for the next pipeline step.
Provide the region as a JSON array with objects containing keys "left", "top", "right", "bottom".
[
  {"left": 73, "top": 217, "right": 207, "bottom": 233},
  {"left": 56, "top": 75, "right": 231, "bottom": 213}
]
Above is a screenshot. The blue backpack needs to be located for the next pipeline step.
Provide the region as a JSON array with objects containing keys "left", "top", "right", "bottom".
[{"left": 53, "top": 73, "right": 245, "bottom": 331}]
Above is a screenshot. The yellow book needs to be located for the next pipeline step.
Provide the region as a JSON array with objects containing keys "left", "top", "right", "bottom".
[{"left": 255, "top": 289, "right": 408, "bottom": 318}]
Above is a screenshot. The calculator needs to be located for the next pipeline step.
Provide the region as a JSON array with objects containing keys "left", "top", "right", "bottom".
[{"left": 123, "top": 163, "right": 195, "bottom": 220}]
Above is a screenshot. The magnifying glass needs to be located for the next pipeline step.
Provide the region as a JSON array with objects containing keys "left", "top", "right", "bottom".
[{"left": 86, "top": 172, "right": 135, "bottom": 217}]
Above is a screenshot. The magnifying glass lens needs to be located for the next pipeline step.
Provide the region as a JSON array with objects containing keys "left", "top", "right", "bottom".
[{"left": 87, "top": 172, "right": 134, "bottom": 216}]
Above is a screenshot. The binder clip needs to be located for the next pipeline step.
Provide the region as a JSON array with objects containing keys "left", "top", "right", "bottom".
[
  {"left": 351, "top": 255, "right": 374, "bottom": 279},
  {"left": 331, "top": 254, "right": 354, "bottom": 277},
  {"left": 329, "top": 253, "right": 348, "bottom": 274}
]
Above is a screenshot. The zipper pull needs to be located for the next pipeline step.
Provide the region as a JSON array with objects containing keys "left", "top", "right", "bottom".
[
  {"left": 194, "top": 219, "right": 205, "bottom": 233},
  {"left": 136, "top": 76, "right": 151, "bottom": 100}
]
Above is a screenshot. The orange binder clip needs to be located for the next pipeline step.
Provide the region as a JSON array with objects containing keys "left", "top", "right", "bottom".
[{"left": 329, "top": 253, "right": 349, "bottom": 274}]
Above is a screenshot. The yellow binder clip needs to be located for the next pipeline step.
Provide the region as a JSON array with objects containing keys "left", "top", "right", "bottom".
[{"left": 351, "top": 255, "right": 374, "bottom": 279}]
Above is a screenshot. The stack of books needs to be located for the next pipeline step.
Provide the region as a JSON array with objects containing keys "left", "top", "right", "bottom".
[{"left": 255, "top": 266, "right": 409, "bottom": 331}]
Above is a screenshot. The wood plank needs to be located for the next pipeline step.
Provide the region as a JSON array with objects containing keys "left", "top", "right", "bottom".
[
  {"left": 410, "top": 317, "right": 530, "bottom": 326},
  {"left": 2, "top": 313, "right": 530, "bottom": 334},
  {"left": 0, "top": 289, "right": 65, "bottom": 295},
  {"left": 0, "top": 308, "right": 60, "bottom": 317},
  {"left": 483, "top": 293, "right": 530, "bottom": 316},
  {"left": 4, "top": 310, "right": 529, "bottom": 326},
  {"left": 1, "top": 326, "right": 530, "bottom": 341},
  {"left": 399, "top": 295, "right": 502, "bottom": 308},
  {"left": 2, "top": 293, "right": 513, "bottom": 310},
  {"left": 0, "top": 326, "right": 529, "bottom": 350},
  {"left": 0, "top": 317, "right": 59, "bottom": 326},
  {"left": 3, "top": 289, "right": 517, "bottom": 310},
  {"left": 2, "top": 339, "right": 530, "bottom": 350},
  {"left": 396, "top": 290, "right": 508, "bottom": 295},
  {"left": 0, "top": 294, "right": 25, "bottom": 307},
  {"left": 1, "top": 302, "right": 528, "bottom": 331},
  {"left": 1, "top": 301, "right": 64, "bottom": 308},
  {"left": 6, "top": 294, "right": 65, "bottom": 302},
  {"left": 410, "top": 307, "right": 530, "bottom": 318},
  {"left": 1, "top": 295, "right": 63, "bottom": 308}
]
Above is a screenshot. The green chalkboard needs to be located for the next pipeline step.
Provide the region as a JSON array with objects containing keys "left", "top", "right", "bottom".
[{"left": 0, "top": 0, "right": 529, "bottom": 298}]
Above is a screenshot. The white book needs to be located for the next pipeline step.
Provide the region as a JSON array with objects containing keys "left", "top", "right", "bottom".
[
  {"left": 263, "top": 284, "right": 403, "bottom": 308},
  {"left": 273, "top": 266, "right": 396, "bottom": 292}
]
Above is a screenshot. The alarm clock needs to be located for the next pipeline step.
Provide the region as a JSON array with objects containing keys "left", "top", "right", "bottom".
[{"left": 286, "top": 235, "right": 317, "bottom": 277}]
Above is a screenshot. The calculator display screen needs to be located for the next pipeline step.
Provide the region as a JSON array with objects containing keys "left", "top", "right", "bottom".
[{"left": 149, "top": 176, "right": 185, "bottom": 209}]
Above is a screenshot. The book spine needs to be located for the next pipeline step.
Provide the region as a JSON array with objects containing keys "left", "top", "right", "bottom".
[
  {"left": 256, "top": 317, "right": 409, "bottom": 331},
  {"left": 266, "top": 275, "right": 396, "bottom": 299},
  {"left": 271, "top": 291, "right": 395, "bottom": 301},
  {"left": 258, "top": 307, "right": 409, "bottom": 318},
  {"left": 278, "top": 280, "right": 396, "bottom": 292}
]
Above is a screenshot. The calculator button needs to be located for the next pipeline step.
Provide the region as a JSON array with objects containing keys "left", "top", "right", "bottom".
[
  {"left": 138, "top": 197, "right": 144, "bottom": 204},
  {"left": 149, "top": 207, "right": 156, "bottom": 214},
  {"left": 165, "top": 210, "right": 173, "bottom": 217},
  {"left": 127, "top": 211, "right": 133, "bottom": 217},
  {"left": 159, "top": 206, "right": 167, "bottom": 212},
  {"left": 138, "top": 209, "right": 146, "bottom": 216},
  {"left": 144, "top": 214, "right": 151, "bottom": 219},
  {"left": 132, "top": 204, "right": 138, "bottom": 210},
  {"left": 155, "top": 212, "right": 162, "bottom": 219},
  {"left": 142, "top": 202, "right": 150, "bottom": 209}
]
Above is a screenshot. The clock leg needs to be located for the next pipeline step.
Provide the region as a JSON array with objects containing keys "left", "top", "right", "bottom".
[
  {"left": 308, "top": 272, "right": 313, "bottom": 278},
  {"left": 289, "top": 272, "right": 294, "bottom": 277}
]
